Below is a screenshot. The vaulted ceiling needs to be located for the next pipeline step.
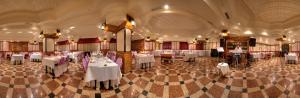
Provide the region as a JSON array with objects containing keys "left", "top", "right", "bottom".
[{"left": 0, "top": 0, "right": 300, "bottom": 44}]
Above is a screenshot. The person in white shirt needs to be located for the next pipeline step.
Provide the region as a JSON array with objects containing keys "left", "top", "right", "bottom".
[{"left": 233, "top": 45, "right": 242, "bottom": 67}]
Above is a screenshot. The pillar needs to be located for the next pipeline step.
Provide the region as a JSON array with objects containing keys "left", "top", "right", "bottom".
[
  {"left": 43, "top": 38, "right": 55, "bottom": 55},
  {"left": 117, "top": 28, "right": 132, "bottom": 73}
]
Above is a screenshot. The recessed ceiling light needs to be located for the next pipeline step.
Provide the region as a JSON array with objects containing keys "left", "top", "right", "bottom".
[
  {"left": 28, "top": 31, "right": 33, "bottom": 34},
  {"left": 244, "top": 31, "right": 252, "bottom": 35},
  {"left": 5, "top": 32, "right": 11, "bottom": 34},
  {"left": 261, "top": 32, "right": 268, "bottom": 36},
  {"left": 31, "top": 26, "right": 38, "bottom": 30},
  {"left": 237, "top": 23, "right": 241, "bottom": 25},
  {"left": 2, "top": 28, "right": 8, "bottom": 31},
  {"left": 163, "top": 4, "right": 170, "bottom": 10},
  {"left": 18, "top": 31, "right": 23, "bottom": 34},
  {"left": 70, "top": 26, "right": 75, "bottom": 29},
  {"left": 197, "top": 35, "right": 202, "bottom": 38}
]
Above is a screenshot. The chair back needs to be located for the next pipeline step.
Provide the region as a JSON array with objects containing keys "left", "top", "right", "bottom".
[
  {"left": 58, "top": 57, "right": 66, "bottom": 65},
  {"left": 116, "top": 57, "right": 123, "bottom": 68},
  {"left": 82, "top": 57, "right": 88, "bottom": 72},
  {"left": 110, "top": 55, "right": 116, "bottom": 61}
]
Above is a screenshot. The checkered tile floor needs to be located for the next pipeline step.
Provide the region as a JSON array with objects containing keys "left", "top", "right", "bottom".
[{"left": 1, "top": 57, "right": 300, "bottom": 98}]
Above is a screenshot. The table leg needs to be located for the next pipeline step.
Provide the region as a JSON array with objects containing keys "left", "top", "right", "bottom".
[
  {"left": 52, "top": 69, "right": 55, "bottom": 77},
  {"left": 94, "top": 80, "right": 97, "bottom": 90},
  {"left": 45, "top": 66, "right": 48, "bottom": 73}
]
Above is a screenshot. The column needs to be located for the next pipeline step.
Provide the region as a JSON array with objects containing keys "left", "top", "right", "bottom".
[
  {"left": 117, "top": 28, "right": 132, "bottom": 73},
  {"left": 43, "top": 38, "right": 55, "bottom": 55}
]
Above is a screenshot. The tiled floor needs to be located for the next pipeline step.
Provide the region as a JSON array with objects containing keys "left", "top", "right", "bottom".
[{"left": 0, "top": 57, "right": 300, "bottom": 98}]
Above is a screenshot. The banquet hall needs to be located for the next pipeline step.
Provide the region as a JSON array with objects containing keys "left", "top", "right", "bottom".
[{"left": 1, "top": 0, "right": 300, "bottom": 98}]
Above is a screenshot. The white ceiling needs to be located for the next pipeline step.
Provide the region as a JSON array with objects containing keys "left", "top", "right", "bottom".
[{"left": 0, "top": 0, "right": 300, "bottom": 43}]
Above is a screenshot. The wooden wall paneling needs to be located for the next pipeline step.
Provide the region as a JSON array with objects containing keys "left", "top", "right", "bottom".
[{"left": 131, "top": 39, "right": 144, "bottom": 52}]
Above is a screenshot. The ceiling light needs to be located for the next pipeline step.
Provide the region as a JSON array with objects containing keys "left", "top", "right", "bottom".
[
  {"left": 261, "top": 32, "right": 268, "bottom": 36},
  {"left": 237, "top": 23, "right": 241, "bottom": 25},
  {"left": 163, "top": 4, "right": 170, "bottom": 10},
  {"left": 18, "top": 31, "right": 23, "bottom": 34},
  {"left": 5, "top": 32, "right": 11, "bottom": 34},
  {"left": 31, "top": 26, "right": 38, "bottom": 30},
  {"left": 197, "top": 35, "right": 202, "bottom": 38},
  {"left": 288, "top": 39, "right": 291, "bottom": 41},
  {"left": 2, "top": 28, "right": 8, "bottom": 31},
  {"left": 28, "top": 31, "right": 33, "bottom": 34},
  {"left": 244, "top": 30, "right": 252, "bottom": 35},
  {"left": 69, "top": 26, "right": 75, "bottom": 29}
]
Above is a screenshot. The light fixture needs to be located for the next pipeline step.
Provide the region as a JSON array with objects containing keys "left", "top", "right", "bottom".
[
  {"left": 261, "top": 32, "right": 268, "bottom": 36},
  {"left": 146, "top": 36, "right": 150, "bottom": 41},
  {"left": 5, "top": 32, "right": 11, "bottom": 34},
  {"left": 17, "top": 31, "right": 22, "bottom": 34},
  {"left": 163, "top": 4, "right": 170, "bottom": 10},
  {"left": 282, "top": 35, "right": 287, "bottom": 41},
  {"left": 205, "top": 38, "right": 209, "bottom": 42},
  {"left": 103, "top": 38, "right": 107, "bottom": 42},
  {"left": 244, "top": 30, "right": 252, "bottom": 35},
  {"left": 131, "top": 21, "right": 136, "bottom": 26},
  {"left": 126, "top": 14, "right": 136, "bottom": 27},
  {"left": 31, "top": 26, "right": 38, "bottom": 30},
  {"left": 69, "top": 26, "right": 75, "bottom": 29},
  {"left": 2, "top": 28, "right": 8, "bottom": 31},
  {"left": 39, "top": 31, "right": 44, "bottom": 38},
  {"left": 100, "top": 20, "right": 106, "bottom": 30},
  {"left": 197, "top": 35, "right": 202, "bottom": 38},
  {"left": 56, "top": 29, "right": 61, "bottom": 36},
  {"left": 221, "top": 29, "right": 228, "bottom": 36}
]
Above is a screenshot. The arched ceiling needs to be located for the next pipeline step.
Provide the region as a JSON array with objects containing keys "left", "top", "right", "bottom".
[{"left": 0, "top": 0, "right": 300, "bottom": 44}]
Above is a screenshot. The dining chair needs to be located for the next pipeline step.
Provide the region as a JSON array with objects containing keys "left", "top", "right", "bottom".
[
  {"left": 116, "top": 57, "right": 123, "bottom": 68},
  {"left": 111, "top": 55, "right": 116, "bottom": 61},
  {"left": 81, "top": 58, "right": 88, "bottom": 72}
]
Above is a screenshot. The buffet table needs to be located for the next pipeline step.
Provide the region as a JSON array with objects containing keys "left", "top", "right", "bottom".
[
  {"left": 135, "top": 54, "right": 155, "bottom": 69},
  {"left": 42, "top": 56, "right": 68, "bottom": 77},
  {"left": 84, "top": 57, "right": 122, "bottom": 89},
  {"left": 11, "top": 54, "right": 24, "bottom": 65}
]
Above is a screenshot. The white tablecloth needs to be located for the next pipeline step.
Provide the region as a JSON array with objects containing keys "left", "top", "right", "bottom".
[
  {"left": 42, "top": 56, "right": 68, "bottom": 77},
  {"left": 217, "top": 63, "right": 230, "bottom": 75},
  {"left": 135, "top": 54, "right": 155, "bottom": 68},
  {"left": 84, "top": 57, "right": 122, "bottom": 88},
  {"left": 183, "top": 53, "right": 198, "bottom": 61},
  {"left": 11, "top": 54, "right": 24, "bottom": 64},
  {"left": 251, "top": 53, "right": 261, "bottom": 59},
  {"left": 285, "top": 53, "right": 298, "bottom": 63},
  {"left": 68, "top": 52, "right": 83, "bottom": 64},
  {"left": 30, "top": 53, "right": 42, "bottom": 61}
]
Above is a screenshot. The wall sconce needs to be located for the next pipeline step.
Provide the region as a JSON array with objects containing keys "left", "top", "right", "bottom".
[
  {"left": 56, "top": 29, "right": 61, "bottom": 36},
  {"left": 205, "top": 38, "right": 209, "bottom": 42},
  {"left": 282, "top": 35, "right": 287, "bottom": 41},
  {"left": 126, "top": 14, "right": 136, "bottom": 27},
  {"left": 39, "top": 31, "right": 44, "bottom": 38},
  {"left": 146, "top": 36, "right": 150, "bottom": 41},
  {"left": 101, "top": 20, "right": 106, "bottom": 30}
]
